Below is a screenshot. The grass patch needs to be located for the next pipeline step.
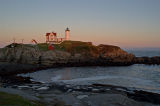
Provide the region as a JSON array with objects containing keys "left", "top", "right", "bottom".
[
  {"left": 58, "top": 41, "right": 99, "bottom": 54},
  {"left": 4, "top": 41, "right": 99, "bottom": 54},
  {"left": 37, "top": 43, "right": 49, "bottom": 51},
  {"left": 35, "top": 41, "right": 99, "bottom": 56},
  {"left": 0, "top": 91, "right": 44, "bottom": 106}
]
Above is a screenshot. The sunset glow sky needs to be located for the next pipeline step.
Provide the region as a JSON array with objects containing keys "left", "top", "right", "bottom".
[{"left": 0, "top": 0, "right": 160, "bottom": 48}]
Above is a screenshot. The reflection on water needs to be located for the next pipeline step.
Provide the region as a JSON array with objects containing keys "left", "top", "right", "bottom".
[
  {"left": 19, "top": 64, "right": 160, "bottom": 93},
  {"left": 60, "top": 68, "right": 71, "bottom": 80}
]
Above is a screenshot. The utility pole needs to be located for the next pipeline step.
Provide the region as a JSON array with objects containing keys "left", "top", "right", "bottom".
[
  {"left": 21, "top": 39, "right": 24, "bottom": 49},
  {"left": 21, "top": 39, "right": 24, "bottom": 44},
  {"left": 13, "top": 38, "right": 16, "bottom": 44}
]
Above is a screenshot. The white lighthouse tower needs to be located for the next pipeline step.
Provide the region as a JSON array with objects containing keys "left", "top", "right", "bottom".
[{"left": 65, "top": 27, "right": 70, "bottom": 40}]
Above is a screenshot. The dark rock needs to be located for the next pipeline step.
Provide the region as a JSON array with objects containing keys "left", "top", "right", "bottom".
[
  {"left": 0, "top": 76, "right": 32, "bottom": 85},
  {"left": 134, "top": 56, "right": 160, "bottom": 65},
  {"left": 127, "top": 90, "right": 160, "bottom": 104}
]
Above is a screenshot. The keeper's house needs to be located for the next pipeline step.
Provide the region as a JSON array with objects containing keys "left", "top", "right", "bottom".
[{"left": 46, "top": 28, "right": 70, "bottom": 44}]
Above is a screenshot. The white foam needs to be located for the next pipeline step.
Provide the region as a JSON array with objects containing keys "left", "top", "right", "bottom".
[
  {"left": 51, "top": 75, "right": 151, "bottom": 84},
  {"left": 51, "top": 75, "right": 62, "bottom": 81}
]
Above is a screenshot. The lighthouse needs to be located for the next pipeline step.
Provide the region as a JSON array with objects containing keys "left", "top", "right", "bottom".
[
  {"left": 65, "top": 27, "right": 70, "bottom": 40},
  {"left": 45, "top": 27, "right": 70, "bottom": 44}
]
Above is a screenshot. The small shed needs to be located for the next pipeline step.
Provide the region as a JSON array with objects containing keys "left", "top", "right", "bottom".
[{"left": 48, "top": 44, "right": 54, "bottom": 50}]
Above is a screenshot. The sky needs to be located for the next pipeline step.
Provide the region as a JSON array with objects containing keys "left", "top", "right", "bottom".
[{"left": 0, "top": 0, "right": 160, "bottom": 48}]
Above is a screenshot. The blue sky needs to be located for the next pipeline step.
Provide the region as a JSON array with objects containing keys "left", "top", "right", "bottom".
[{"left": 0, "top": 0, "right": 160, "bottom": 47}]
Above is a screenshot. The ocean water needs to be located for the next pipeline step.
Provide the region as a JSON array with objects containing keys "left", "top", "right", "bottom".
[
  {"left": 20, "top": 48, "right": 160, "bottom": 93},
  {"left": 125, "top": 48, "right": 160, "bottom": 57}
]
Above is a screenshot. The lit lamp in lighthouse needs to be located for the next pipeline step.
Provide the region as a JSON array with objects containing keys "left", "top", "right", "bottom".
[{"left": 65, "top": 27, "right": 70, "bottom": 40}]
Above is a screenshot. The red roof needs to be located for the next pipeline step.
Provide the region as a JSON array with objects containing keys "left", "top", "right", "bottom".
[
  {"left": 46, "top": 33, "right": 50, "bottom": 36},
  {"left": 46, "top": 32, "right": 57, "bottom": 36}
]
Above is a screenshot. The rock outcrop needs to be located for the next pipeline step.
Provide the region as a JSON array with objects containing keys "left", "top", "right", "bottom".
[
  {"left": 134, "top": 56, "right": 160, "bottom": 65},
  {"left": 98, "top": 44, "right": 135, "bottom": 63},
  {"left": 0, "top": 42, "right": 136, "bottom": 67},
  {"left": 0, "top": 41, "right": 159, "bottom": 74}
]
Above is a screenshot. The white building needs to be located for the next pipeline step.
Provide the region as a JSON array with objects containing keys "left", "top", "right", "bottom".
[
  {"left": 46, "top": 28, "right": 70, "bottom": 44},
  {"left": 65, "top": 27, "right": 70, "bottom": 40}
]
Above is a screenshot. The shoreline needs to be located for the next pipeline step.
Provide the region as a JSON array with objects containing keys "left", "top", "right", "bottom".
[
  {"left": 0, "top": 56, "right": 160, "bottom": 76},
  {"left": 1, "top": 62, "right": 160, "bottom": 105},
  {"left": 1, "top": 80, "right": 160, "bottom": 105}
]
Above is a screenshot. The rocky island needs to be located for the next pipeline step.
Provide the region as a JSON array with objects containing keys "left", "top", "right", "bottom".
[{"left": 0, "top": 41, "right": 159, "bottom": 75}]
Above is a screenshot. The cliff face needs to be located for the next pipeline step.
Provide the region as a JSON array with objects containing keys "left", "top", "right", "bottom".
[
  {"left": 0, "top": 44, "right": 71, "bottom": 66},
  {"left": 0, "top": 45, "right": 40, "bottom": 64},
  {"left": 0, "top": 41, "right": 135, "bottom": 66},
  {"left": 98, "top": 44, "right": 135, "bottom": 63}
]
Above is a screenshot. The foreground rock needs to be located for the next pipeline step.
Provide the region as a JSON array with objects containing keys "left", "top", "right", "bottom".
[{"left": 0, "top": 82, "right": 158, "bottom": 106}]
